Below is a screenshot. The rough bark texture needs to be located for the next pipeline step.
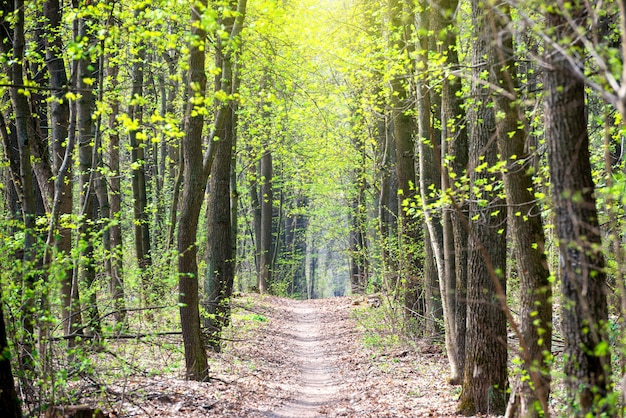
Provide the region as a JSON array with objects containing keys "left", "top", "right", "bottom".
[
  {"left": 488, "top": 4, "right": 552, "bottom": 417},
  {"left": 178, "top": 1, "right": 210, "bottom": 381},
  {"left": 3, "top": 0, "right": 39, "bottom": 373},
  {"left": 75, "top": 16, "right": 100, "bottom": 335},
  {"left": 458, "top": 1, "right": 508, "bottom": 413},
  {"left": 43, "top": 0, "right": 82, "bottom": 337},
  {"left": 204, "top": 102, "right": 235, "bottom": 350},
  {"left": 545, "top": 6, "right": 612, "bottom": 414}
]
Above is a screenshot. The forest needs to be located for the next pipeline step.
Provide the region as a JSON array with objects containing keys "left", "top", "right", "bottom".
[{"left": 1, "top": 0, "right": 626, "bottom": 416}]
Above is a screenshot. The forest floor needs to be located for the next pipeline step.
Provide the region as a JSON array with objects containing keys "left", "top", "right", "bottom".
[{"left": 63, "top": 295, "right": 492, "bottom": 417}]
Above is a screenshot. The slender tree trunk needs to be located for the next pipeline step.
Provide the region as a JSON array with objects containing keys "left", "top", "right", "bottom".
[
  {"left": 0, "top": 289, "right": 21, "bottom": 418},
  {"left": 248, "top": 159, "right": 262, "bottom": 281},
  {"left": 377, "top": 113, "right": 398, "bottom": 294},
  {"left": 545, "top": 5, "right": 612, "bottom": 414},
  {"left": 387, "top": 0, "right": 423, "bottom": 321},
  {"left": 416, "top": 4, "right": 444, "bottom": 336},
  {"left": 2, "top": 0, "right": 39, "bottom": 375},
  {"left": 128, "top": 9, "right": 154, "bottom": 305},
  {"left": 259, "top": 150, "right": 273, "bottom": 293},
  {"left": 435, "top": 0, "right": 469, "bottom": 384},
  {"left": 105, "top": 52, "right": 126, "bottom": 327},
  {"left": 74, "top": 9, "right": 100, "bottom": 335}
]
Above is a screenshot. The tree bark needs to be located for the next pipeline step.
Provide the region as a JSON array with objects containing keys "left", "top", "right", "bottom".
[
  {"left": 487, "top": 4, "right": 552, "bottom": 417},
  {"left": 432, "top": 0, "right": 468, "bottom": 384},
  {"left": 0, "top": 289, "right": 21, "bottom": 418},
  {"left": 42, "top": 0, "right": 83, "bottom": 338},
  {"left": 416, "top": 3, "right": 444, "bottom": 336},
  {"left": 545, "top": 5, "right": 612, "bottom": 413},
  {"left": 458, "top": 1, "right": 508, "bottom": 413},
  {"left": 178, "top": 0, "right": 211, "bottom": 381},
  {"left": 105, "top": 51, "right": 126, "bottom": 327},
  {"left": 128, "top": 8, "right": 154, "bottom": 306},
  {"left": 2, "top": 0, "right": 39, "bottom": 374},
  {"left": 259, "top": 150, "right": 273, "bottom": 293},
  {"left": 387, "top": 0, "right": 423, "bottom": 320}
]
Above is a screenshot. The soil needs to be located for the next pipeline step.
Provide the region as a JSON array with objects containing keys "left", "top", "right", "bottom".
[{"left": 71, "top": 296, "right": 478, "bottom": 417}]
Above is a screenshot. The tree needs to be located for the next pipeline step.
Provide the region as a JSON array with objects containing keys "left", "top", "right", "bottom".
[
  {"left": 387, "top": 0, "right": 422, "bottom": 320},
  {"left": 432, "top": 0, "right": 469, "bottom": 385},
  {"left": 1, "top": 0, "right": 41, "bottom": 374},
  {"left": 178, "top": 0, "right": 247, "bottom": 379},
  {"left": 128, "top": 4, "right": 154, "bottom": 307},
  {"left": 177, "top": 0, "right": 213, "bottom": 381},
  {"left": 457, "top": 0, "right": 508, "bottom": 413},
  {"left": 544, "top": 3, "right": 613, "bottom": 413},
  {"left": 488, "top": 3, "right": 552, "bottom": 416},
  {"left": 258, "top": 149, "right": 273, "bottom": 293},
  {"left": 0, "top": 289, "right": 21, "bottom": 418},
  {"left": 204, "top": 0, "right": 242, "bottom": 347},
  {"left": 74, "top": 2, "right": 101, "bottom": 336},
  {"left": 43, "top": 0, "right": 82, "bottom": 338}
]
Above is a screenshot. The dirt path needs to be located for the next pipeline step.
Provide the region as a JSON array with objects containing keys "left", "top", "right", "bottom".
[
  {"left": 102, "top": 296, "right": 467, "bottom": 417},
  {"left": 265, "top": 301, "right": 344, "bottom": 417}
]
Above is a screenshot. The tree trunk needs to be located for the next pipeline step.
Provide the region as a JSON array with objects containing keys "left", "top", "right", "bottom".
[
  {"left": 457, "top": 1, "right": 507, "bottom": 413},
  {"left": 350, "top": 133, "right": 368, "bottom": 295},
  {"left": 128, "top": 10, "right": 154, "bottom": 306},
  {"left": 487, "top": 4, "right": 552, "bottom": 417},
  {"left": 387, "top": 0, "right": 423, "bottom": 321},
  {"left": 43, "top": 0, "right": 82, "bottom": 338},
  {"left": 178, "top": 0, "right": 211, "bottom": 381},
  {"left": 545, "top": 6, "right": 612, "bottom": 414},
  {"left": 0, "top": 289, "right": 21, "bottom": 418},
  {"left": 105, "top": 51, "right": 126, "bottom": 327},
  {"left": 2, "top": 0, "right": 39, "bottom": 375},
  {"left": 416, "top": 4, "right": 444, "bottom": 336},
  {"left": 431, "top": 0, "right": 468, "bottom": 384},
  {"left": 259, "top": 150, "right": 273, "bottom": 293},
  {"left": 74, "top": 12, "right": 100, "bottom": 335}
]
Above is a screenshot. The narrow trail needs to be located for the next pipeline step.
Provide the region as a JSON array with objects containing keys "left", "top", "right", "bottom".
[
  {"left": 106, "top": 295, "right": 467, "bottom": 417},
  {"left": 266, "top": 301, "right": 344, "bottom": 417}
]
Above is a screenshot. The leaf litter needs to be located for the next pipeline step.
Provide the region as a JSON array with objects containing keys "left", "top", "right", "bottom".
[{"left": 61, "top": 295, "right": 493, "bottom": 417}]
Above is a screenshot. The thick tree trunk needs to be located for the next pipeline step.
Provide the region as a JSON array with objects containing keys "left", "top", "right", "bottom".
[
  {"left": 43, "top": 0, "right": 82, "bottom": 337},
  {"left": 178, "top": 0, "right": 211, "bottom": 381},
  {"left": 458, "top": 1, "right": 508, "bottom": 413},
  {"left": 487, "top": 4, "right": 552, "bottom": 417},
  {"left": 545, "top": 6, "right": 612, "bottom": 414},
  {"left": 204, "top": 107, "right": 235, "bottom": 350}
]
